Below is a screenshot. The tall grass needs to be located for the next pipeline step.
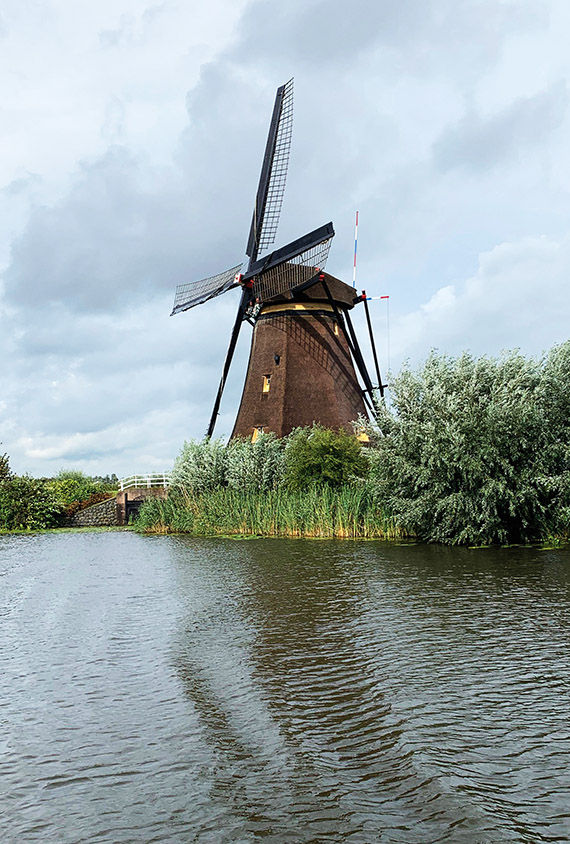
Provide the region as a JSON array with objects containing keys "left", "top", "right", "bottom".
[{"left": 136, "top": 485, "right": 404, "bottom": 540}]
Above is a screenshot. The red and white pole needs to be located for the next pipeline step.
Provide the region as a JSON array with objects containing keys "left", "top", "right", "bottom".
[{"left": 352, "top": 210, "right": 359, "bottom": 288}]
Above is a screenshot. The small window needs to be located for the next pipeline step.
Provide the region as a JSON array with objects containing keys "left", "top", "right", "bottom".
[
  {"left": 251, "top": 426, "right": 264, "bottom": 443},
  {"left": 334, "top": 322, "right": 339, "bottom": 336},
  {"left": 262, "top": 374, "right": 271, "bottom": 393}
]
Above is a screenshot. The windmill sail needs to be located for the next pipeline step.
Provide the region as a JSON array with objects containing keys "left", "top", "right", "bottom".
[
  {"left": 171, "top": 264, "right": 242, "bottom": 315},
  {"left": 246, "top": 78, "right": 294, "bottom": 263}
]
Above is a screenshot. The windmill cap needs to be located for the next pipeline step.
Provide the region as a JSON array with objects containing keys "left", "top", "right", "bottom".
[{"left": 263, "top": 272, "right": 359, "bottom": 309}]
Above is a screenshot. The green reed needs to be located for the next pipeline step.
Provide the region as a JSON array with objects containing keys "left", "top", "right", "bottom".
[{"left": 136, "top": 485, "right": 404, "bottom": 540}]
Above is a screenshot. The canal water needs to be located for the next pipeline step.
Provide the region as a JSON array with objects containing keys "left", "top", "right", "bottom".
[{"left": 1, "top": 533, "right": 569, "bottom": 843}]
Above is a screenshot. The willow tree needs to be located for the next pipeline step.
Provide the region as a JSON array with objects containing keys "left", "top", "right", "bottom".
[{"left": 367, "top": 343, "right": 570, "bottom": 545}]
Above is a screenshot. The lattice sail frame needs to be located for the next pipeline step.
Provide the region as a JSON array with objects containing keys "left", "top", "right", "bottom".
[
  {"left": 256, "top": 78, "right": 294, "bottom": 256},
  {"left": 252, "top": 236, "right": 332, "bottom": 303},
  {"left": 171, "top": 264, "right": 242, "bottom": 315}
]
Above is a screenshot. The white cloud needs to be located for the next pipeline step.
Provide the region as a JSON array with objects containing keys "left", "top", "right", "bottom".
[
  {"left": 392, "top": 234, "right": 570, "bottom": 365},
  {"left": 1, "top": 0, "right": 569, "bottom": 476}
]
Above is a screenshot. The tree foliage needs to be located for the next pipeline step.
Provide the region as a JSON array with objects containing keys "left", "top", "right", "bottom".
[
  {"left": 171, "top": 438, "right": 229, "bottom": 493},
  {"left": 171, "top": 433, "right": 285, "bottom": 493},
  {"left": 0, "top": 475, "right": 62, "bottom": 530},
  {"left": 44, "top": 470, "right": 115, "bottom": 508},
  {"left": 284, "top": 425, "right": 368, "bottom": 491},
  {"left": 0, "top": 464, "right": 117, "bottom": 530},
  {"left": 0, "top": 450, "right": 10, "bottom": 482},
  {"left": 226, "top": 433, "right": 285, "bottom": 492},
  {"left": 367, "top": 345, "right": 570, "bottom": 545},
  {"left": 170, "top": 426, "right": 366, "bottom": 496}
]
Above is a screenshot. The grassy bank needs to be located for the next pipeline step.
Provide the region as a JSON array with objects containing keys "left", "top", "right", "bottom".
[
  {"left": 136, "top": 486, "right": 405, "bottom": 540},
  {"left": 0, "top": 526, "right": 133, "bottom": 536}
]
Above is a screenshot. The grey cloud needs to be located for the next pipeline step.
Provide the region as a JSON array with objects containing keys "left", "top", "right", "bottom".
[
  {"left": 3, "top": 288, "right": 249, "bottom": 447},
  {"left": 5, "top": 148, "right": 159, "bottom": 312},
  {"left": 12, "top": 292, "right": 242, "bottom": 392},
  {"left": 4, "top": 0, "right": 548, "bottom": 318},
  {"left": 230, "top": 0, "right": 546, "bottom": 77},
  {"left": 1, "top": 0, "right": 566, "bottom": 477},
  {"left": 99, "top": 14, "right": 135, "bottom": 48},
  {"left": 433, "top": 82, "right": 568, "bottom": 173},
  {"left": 175, "top": 0, "right": 549, "bottom": 269},
  {"left": 2, "top": 173, "right": 42, "bottom": 196},
  {"left": 180, "top": 61, "right": 373, "bottom": 260},
  {"left": 3, "top": 145, "right": 245, "bottom": 314},
  {"left": 142, "top": 3, "right": 170, "bottom": 26}
]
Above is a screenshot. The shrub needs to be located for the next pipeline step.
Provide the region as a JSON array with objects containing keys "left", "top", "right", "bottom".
[
  {"left": 171, "top": 438, "right": 228, "bottom": 492},
  {"left": 283, "top": 425, "right": 368, "bottom": 491},
  {"left": 0, "top": 475, "right": 62, "bottom": 530},
  {"left": 226, "top": 432, "right": 285, "bottom": 492},
  {"left": 367, "top": 345, "right": 570, "bottom": 545},
  {"left": 63, "top": 491, "right": 116, "bottom": 518},
  {"left": 171, "top": 433, "right": 285, "bottom": 494},
  {"left": 0, "top": 450, "right": 10, "bottom": 482},
  {"left": 45, "top": 470, "right": 116, "bottom": 508}
]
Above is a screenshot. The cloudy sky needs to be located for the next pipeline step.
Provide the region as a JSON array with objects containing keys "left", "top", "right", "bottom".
[{"left": 1, "top": 0, "right": 570, "bottom": 476}]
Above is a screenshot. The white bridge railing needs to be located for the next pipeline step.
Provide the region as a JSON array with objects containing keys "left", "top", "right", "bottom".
[{"left": 119, "top": 473, "right": 171, "bottom": 491}]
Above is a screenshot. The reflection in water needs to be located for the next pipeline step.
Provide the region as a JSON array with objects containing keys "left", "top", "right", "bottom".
[
  {"left": 171, "top": 540, "right": 570, "bottom": 842},
  {"left": 1, "top": 533, "right": 570, "bottom": 842}
]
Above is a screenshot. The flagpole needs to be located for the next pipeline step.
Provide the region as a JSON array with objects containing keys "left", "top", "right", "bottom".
[{"left": 352, "top": 210, "right": 358, "bottom": 288}]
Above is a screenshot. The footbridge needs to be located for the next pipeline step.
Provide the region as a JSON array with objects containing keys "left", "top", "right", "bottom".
[
  {"left": 65, "top": 473, "right": 172, "bottom": 527},
  {"left": 117, "top": 473, "right": 171, "bottom": 523}
]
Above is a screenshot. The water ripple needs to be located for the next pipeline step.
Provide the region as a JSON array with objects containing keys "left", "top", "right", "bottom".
[{"left": 1, "top": 534, "right": 570, "bottom": 842}]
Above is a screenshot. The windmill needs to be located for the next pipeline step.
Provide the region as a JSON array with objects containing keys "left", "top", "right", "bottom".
[{"left": 171, "top": 79, "right": 385, "bottom": 440}]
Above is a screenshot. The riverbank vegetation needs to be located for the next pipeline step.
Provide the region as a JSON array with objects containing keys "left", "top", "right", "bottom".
[
  {"left": 137, "top": 427, "right": 396, "bottom": 538},
  {"left": 3, "top": 343, "right": 569, "bottom": 544},
  {"left": 139, "top": 486, "right": 401, "bottom": 539},
  {"left": 138, "top": 343, "right": 570, "bottom": 546},
  {"left": 0, "top": 461, "right": 117, "bottom": 531},
  {"left": 368, "top": 345, "right": 570, "bottom": 545}
]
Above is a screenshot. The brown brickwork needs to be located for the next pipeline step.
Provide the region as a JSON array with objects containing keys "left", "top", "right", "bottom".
[
  {"left": 116, "top": 486, "right": 168, "bottom": 525},
  {"left": 232, "top": 274, "right": 368, "bottom": 439}
]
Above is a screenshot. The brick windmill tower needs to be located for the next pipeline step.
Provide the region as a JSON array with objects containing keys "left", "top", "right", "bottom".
[{"left": 171, "top": 80, "right": 385, "bottom": 440}]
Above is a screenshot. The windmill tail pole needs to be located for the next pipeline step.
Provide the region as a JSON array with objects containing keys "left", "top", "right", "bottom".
[
  {"left": 206, "top": 290, "right": 248, "bottom": 438},
  {"left": 362, "top": 292, "right": 384, "bottom": 399},
  {"left": 321, "top": 279, "right": 375, "bottom": 414},
  {"left": 343, "top": 307, "right": 376, "bottom": 398},
  {"left": 326, "top": 280, "right": 377, "bottom": 417}
]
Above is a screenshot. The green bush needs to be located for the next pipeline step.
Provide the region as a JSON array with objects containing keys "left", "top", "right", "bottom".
[
  {"left": 171, "top": 438, "right": 228, "bottom": 493},
  {"left": 367, "top": 345, "right": 570, "bottom": 545},
  {"left": 171, "top": 433, "right": 285, "bottom": 494},
  {"left": 284, "top": 425, "right": 368, "bottom": 491},
  {"left": 45, "top": 470, "right": 116, "bottom": 508},
  {"left": 226, "top": 432, "right": 285, "bottom": 492},
  {"left": 0, "top": 450, "right": 10, "bottom": 482},
  {"left": 0, "top": 476, "right": 62, "bottom": 530}
]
